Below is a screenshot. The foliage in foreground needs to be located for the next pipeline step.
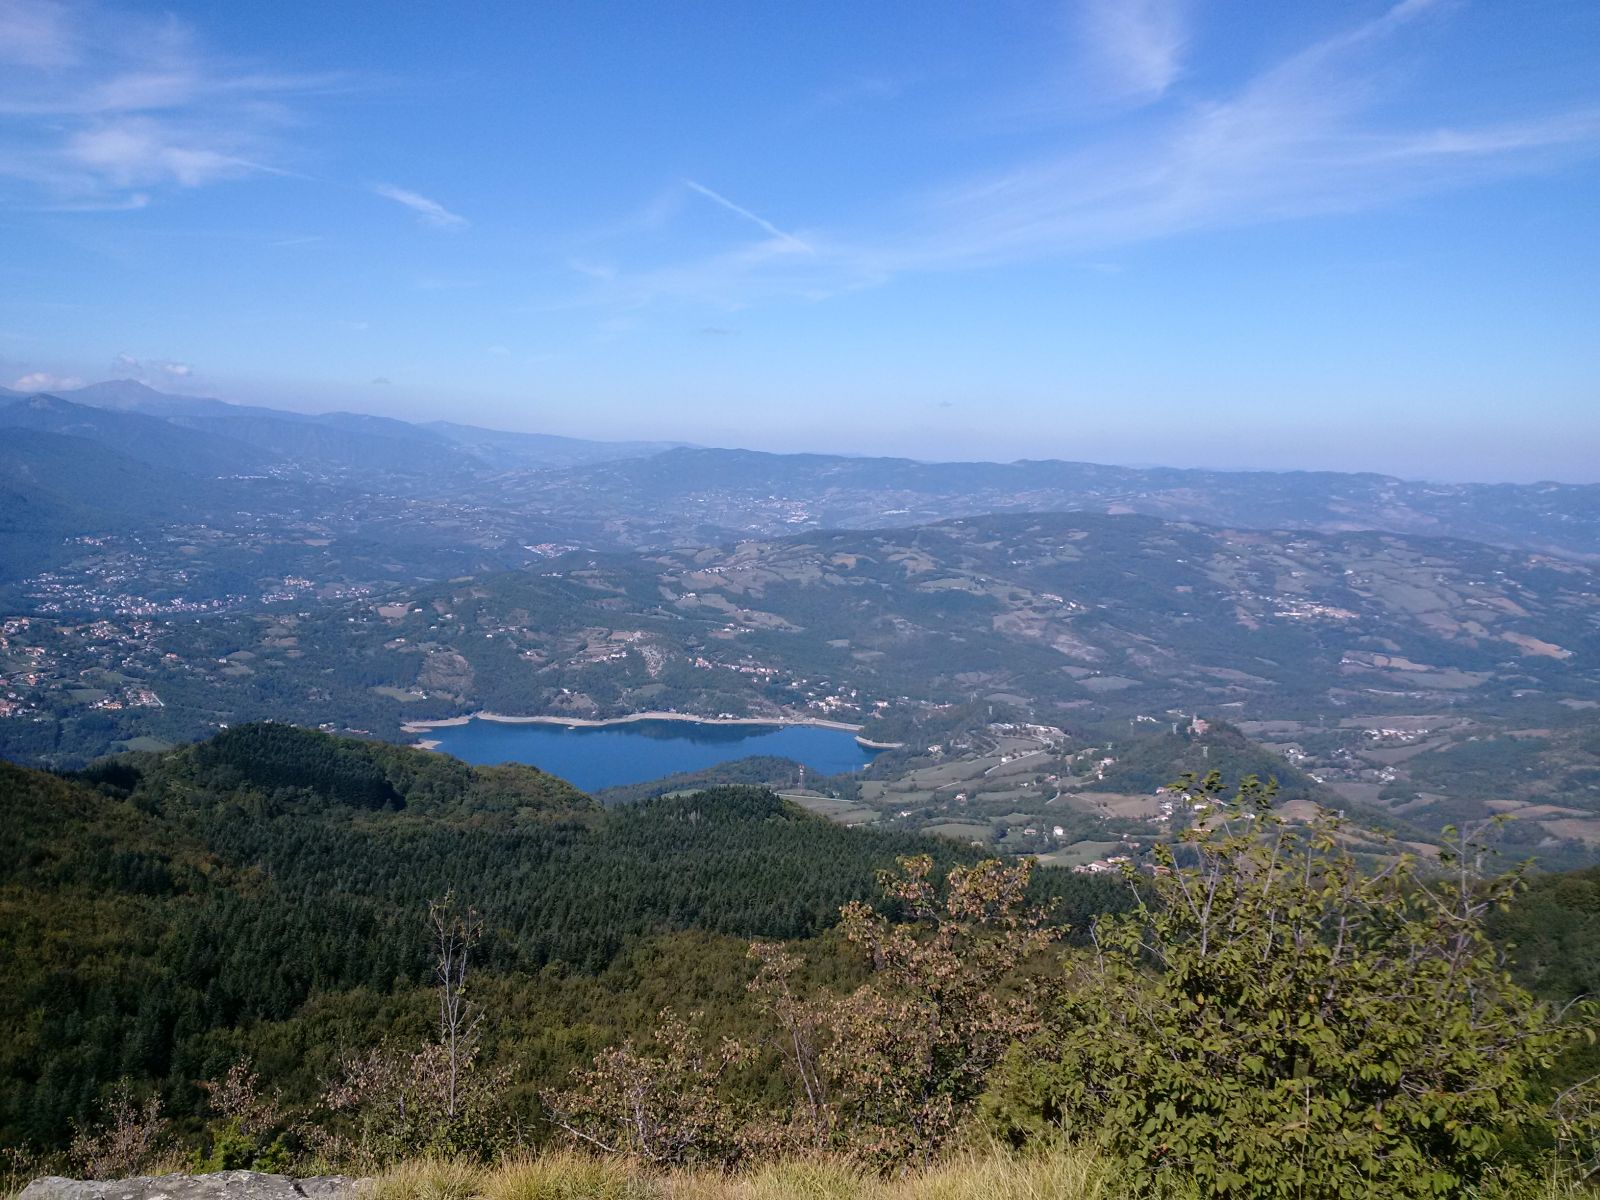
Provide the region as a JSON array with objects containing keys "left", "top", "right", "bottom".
[
  {"left": 984, "top": 774, "right": 1598, "bottom": 1198},
  {"left": 544, "top": 856, "right": 1055, "bottom": 1169},
  {"left": 8, "top": 745, "right": 1600, "bottom": 1198},
  {"left": 6, "top": 727, "right": 1134, "bottom": 1147},
  {"left": 543, "top": 776, "right": 1599, "bottom": 1195}
]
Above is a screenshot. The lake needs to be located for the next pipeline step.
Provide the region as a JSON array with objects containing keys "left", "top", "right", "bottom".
[{"left": 422, "top": 717, "right": 882, "bottom": 792}]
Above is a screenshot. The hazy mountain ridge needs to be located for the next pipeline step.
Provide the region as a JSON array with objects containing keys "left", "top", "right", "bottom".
[
  {"left": 0, "top": 395, "right": 282, "bottom": 476},
  {"left": 8, "top": 380, "right": 1598, "bottom": 561},
  {"left": 509, "top": 447, "right": 1600, "bottom": 560},
  {"left": 0, "top": 383, "right": 686, "bottom": 596},
  {"left": 3, "top": 380, "right": 1596, "bottom": 615},
  {"left": 43, "top": 379, "right": 684, "bottom": 476}
]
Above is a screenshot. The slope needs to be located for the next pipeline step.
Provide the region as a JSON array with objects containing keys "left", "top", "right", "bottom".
[
  {"left": 0, "top": 723, "right": 1127, "bottom": 1146},
  {"left": 0, "top": 394, "right": 281, "bottom": 476},
  {"left": 0, "top": 429, "right": 241, "bottom": 584}
]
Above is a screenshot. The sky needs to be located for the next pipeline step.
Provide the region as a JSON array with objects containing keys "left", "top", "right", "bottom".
[{"left": 0, "top": 0, "right": 1597, "bottom": 482}]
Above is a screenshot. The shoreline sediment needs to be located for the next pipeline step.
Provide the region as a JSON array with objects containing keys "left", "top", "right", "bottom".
[{"left": 401, "top": 710, "right": 904, "bottom": 750}]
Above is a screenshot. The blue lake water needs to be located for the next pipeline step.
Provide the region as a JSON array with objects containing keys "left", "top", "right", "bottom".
[{"left": 423, "top": 717, "right": 881, "bottom": 792}]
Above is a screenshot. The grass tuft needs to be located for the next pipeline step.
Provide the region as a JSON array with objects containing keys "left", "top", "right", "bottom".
[
  {"left": 729, "top": 1159, "right": 867, "bottom": 1200},
  {"left": 881, "top": 1148, "right": 1110, "bottom": 1200},
  {"left": 657, "top": 1147, "right": 1106, "bottom": 1200},
  {"left": 485, "top": 1151, "right": 661, "bottom": 1200},
  {"left": 366, "top": 1158, "right": 488, "bottom": 1200}
]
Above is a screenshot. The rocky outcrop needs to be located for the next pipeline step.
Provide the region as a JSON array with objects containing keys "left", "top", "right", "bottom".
[{"left": 19, "top": 1173, "right": 364, "bottom": 1200}]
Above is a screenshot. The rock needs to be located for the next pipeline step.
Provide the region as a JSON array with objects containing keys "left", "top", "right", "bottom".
[{"left": 19, "top": 1173, "right": 366, "bottom": 1200}]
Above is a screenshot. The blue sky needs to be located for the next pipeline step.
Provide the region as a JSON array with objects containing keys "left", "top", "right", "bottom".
[{"left": 1, "top": 0, "right": 1596, "bottom": 481}]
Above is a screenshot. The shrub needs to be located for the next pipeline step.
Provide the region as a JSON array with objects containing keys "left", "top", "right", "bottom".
[
  {"left": 757, "top": 855, "right": 1057, "bottom": 1166},
  {"left": 543, "top": 1009, "right": 755, "bottom": 1168},
  {"left": 982, "top": 773, "right": 1598, "bottom": 1199},
  {"left": 193, "top": 1060, "right": 294, "bottom": 1173},
  {"left": 67, "top": 1081, "right": 171, "bottom": 1180}
]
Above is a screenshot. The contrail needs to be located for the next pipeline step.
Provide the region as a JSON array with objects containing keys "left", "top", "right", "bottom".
[{"left": 684, "top": 179, "right": 812, "bottom": 251}]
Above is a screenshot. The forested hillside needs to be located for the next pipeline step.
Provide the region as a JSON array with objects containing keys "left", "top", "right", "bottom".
[{"left": 0, "top": 724, "right": 1125, "bottom": 1147}]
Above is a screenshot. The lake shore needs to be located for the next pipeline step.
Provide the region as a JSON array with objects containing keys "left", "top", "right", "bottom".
[
  {"left": 402, "top": 709, "right": 867, "bottom": 735},
  {"left": 402, "top": 710, "right": 905, "bottom": 752}
]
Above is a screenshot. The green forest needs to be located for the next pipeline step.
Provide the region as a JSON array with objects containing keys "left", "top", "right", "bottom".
[
  {"left": 0, "top": 724, "right": 1123, "bottom": 1146},
  {"left": 4, "top": 724, "right": 1600, "bottom": 1198}
]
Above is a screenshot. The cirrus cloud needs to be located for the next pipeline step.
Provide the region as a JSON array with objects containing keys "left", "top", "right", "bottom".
[
  {"left": 568, "top": 0, "right": 1600, "bottom": 310},
  {"left": 0, "top": 0, "right": 342, "bottom": 205},
  {"left": 373, "top": 183, "right": 469, "bottom": 229}
]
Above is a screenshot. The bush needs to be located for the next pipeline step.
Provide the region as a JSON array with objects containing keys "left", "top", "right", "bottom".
[
  {"left": 542, "top": 1009, "right": 754, "bottom": 1168},
  {"left": 981, "top": 773, "right": 1598, "bottom": 1199},
  {"left": 67, "top": 1082, "right": 172, "bottom": 1180},
  {"left": 769, "top": 855, "right": 1057, "bottom": 1165}
]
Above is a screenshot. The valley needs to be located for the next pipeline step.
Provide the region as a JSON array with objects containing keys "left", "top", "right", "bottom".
[
  {"left": 5, "top": 464, "right": 1597, "bottom": 866},
  {"left": 2, "top": 381, "right": 1597, "bottom": 868}
]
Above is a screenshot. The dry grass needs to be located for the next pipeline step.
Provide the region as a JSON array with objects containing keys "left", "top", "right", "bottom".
[
  {"left": 14, "top": 1149, "right": 1595, "bottom": 1200},
  {"left": 337, "top": 1149, "right": 1600, "bottom": 1200},
  {"left": 664, "top": 1158, "right": 867, "bottom": 1200},
  {"left": 365, "top": 1148, "right": 1113, "bottom": 1200},
  {"left": 364, "top": 1157, "right": 489, "bottom": 1200},
  {"left": 485, "top": 1151, "right": 657, "bottom": 1200},
  {"left": 879, "top": 1149, "right": 1112, "bottom": 1200}
]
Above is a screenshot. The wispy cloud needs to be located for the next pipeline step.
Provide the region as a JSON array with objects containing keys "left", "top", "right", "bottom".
[
  {"left": 373, "top": 183, "right": 468, "bottom": 229},
  {"left": 64, "top": 120, "right": 274, "bottom": 188},
  {"left": 1078, "top": 0, "right": 1188, "bottom": 104},
  {"left": 111, "top": 352, "right": 193, "bottom": 384},
  {"left": 813, "top": 75, "right": 902, "bottom": 110},
  {"left": 575, "top": 0, "right": 1599, "bottom": 308},
  {"left": 792, "top": 74, "right": 907, "bottom": 124},
  {"left": 13, "top": 370, "right": 84, "bottom": 392},
  {"left": 0, "top": 0, "right": 78, "bottom": 70},
  {"left": 0, "top": 0, "right": 342, "bottom": 206},
  {"left": 34, "top": 191, "right": 151, "bottom": 212}
]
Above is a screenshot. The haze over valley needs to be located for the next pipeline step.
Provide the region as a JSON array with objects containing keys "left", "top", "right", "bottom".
[{"left": 3, "top": 376, "right": 1598, "bottom": 870}]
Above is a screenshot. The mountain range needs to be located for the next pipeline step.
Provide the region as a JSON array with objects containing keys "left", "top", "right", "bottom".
[{"left": 4, "top": 381, "right": 1595, "bottom": 572}]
